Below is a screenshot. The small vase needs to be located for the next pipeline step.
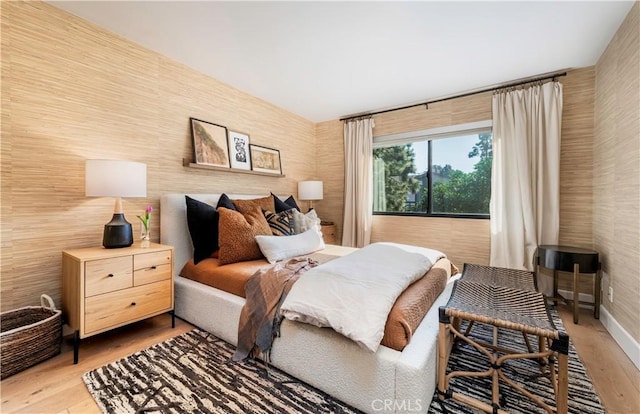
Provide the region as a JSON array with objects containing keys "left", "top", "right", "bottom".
[{"left": 140, "top": 226, "right": 150, "bottom": 248}]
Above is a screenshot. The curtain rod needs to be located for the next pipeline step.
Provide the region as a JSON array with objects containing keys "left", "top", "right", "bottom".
[{"left": 340, "top": 71, "right": 567, "bottom": 122}]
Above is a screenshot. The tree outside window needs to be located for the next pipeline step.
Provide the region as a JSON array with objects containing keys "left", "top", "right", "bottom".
[{"left": 373, "top": 131, "right": 492, "bottom": 217}]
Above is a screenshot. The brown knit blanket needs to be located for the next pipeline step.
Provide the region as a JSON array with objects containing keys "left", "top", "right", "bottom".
[{"left": 232, "top": 257, "right": 318, "bottom": 362}]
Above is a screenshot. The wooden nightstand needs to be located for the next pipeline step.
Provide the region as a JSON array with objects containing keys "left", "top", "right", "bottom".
[
  {"left": 320, "top": 221, "right": 337, "bottom": 245},
  {"left": 62, "top": 242, "right": 174, "bottom": 363}
]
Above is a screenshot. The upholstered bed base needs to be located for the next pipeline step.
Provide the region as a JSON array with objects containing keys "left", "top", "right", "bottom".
[{"left": 161, "top": 193, "right": 457, "bottom": 414}]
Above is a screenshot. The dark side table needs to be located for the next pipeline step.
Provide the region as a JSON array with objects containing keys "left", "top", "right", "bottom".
[{"left": 536, "top": 245, "right": 600, "bottom": 324}]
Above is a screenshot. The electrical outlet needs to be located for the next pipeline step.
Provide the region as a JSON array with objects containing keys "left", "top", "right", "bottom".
[{"left": 608, "top": 286, "right": 613, "bottom": 303}]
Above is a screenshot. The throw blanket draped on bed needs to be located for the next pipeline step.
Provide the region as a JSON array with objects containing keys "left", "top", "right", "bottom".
[
  {"left": 280, "top": 242, "right": 445, "bottom": 352},
  {"left": 233, "top": 257, "right": 318, "bottom": 362}
]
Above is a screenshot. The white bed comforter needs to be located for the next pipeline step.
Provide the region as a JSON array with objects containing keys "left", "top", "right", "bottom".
[{"left": 280, "top": 242, "right": 445, "bottom": 352}]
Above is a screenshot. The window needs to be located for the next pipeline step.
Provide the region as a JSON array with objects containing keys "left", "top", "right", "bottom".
[{"left": 373, "top": 121, "right": 492, "bottom": 218}]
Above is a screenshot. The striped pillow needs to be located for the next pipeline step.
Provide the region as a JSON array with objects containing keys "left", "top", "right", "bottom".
[{"left": 263, "top": 209, "right": 295, "bottom": 236}]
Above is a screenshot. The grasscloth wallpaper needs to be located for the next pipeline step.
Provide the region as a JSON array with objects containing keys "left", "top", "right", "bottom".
[
  {"left": 1, "top": 2, "right": 316, "bottom": 311},
  {"left": 2, "top": 1, "right": 638, "bottom": 348},
  {"left": 594, "top": 2, "right": 639, "bottom": 343}
]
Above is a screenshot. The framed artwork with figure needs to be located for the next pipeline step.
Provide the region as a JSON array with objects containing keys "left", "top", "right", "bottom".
[
  {"left": 250, "top": 144, "right": 282, "bottom": 175},
  {"left": 227, "top": 131, "right": 251, "bottom": 170}
]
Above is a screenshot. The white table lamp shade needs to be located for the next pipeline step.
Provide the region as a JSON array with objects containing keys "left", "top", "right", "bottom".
[
  {"left": 85, "top": 159, "right": 147, "bottom": 248},
  {"left": 85, "top": 159, "right": 147, "bottom": 197},
  {"left": 298, "top": 181, "right": 323, "bottom": 201}
]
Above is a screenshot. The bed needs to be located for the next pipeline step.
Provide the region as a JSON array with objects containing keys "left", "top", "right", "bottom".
[{"left": 161, "top": 193, "right": 459, "bottom": 414}]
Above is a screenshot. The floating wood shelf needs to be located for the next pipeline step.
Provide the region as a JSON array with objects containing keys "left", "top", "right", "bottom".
[{"left": 182, "top": 159, "right": 286, "bottom": 178}]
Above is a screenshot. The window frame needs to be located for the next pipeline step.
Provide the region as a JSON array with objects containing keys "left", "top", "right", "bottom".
[{"left": 372, "top": 120, "right": 492, "bottom": 219}]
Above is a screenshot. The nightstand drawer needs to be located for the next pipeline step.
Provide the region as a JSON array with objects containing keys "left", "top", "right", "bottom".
[
  {"left": 85, "top": 256, "right": 133, "bottom": 297},
  {"left": 134, "top": 264, "right": 171, "bottom": 286},
  {"left": 134, "top": 251, "right": 172, "bottom": 286},
  {"left": 84, "top": 280, "right": 172, "bottom": 334}
]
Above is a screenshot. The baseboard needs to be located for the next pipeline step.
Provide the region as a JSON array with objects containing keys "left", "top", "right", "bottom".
[
  {"left": 599, "top": 305, "right": 640, "bottom": 371},
  {"left": 557, "top": 289, "right": 640, "bottom": 371}
]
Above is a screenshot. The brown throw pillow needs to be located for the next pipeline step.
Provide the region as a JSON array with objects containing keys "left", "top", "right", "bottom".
[
  {"left": 218, "top": 206, "right": 272, "bottom": 265},
  {"left": 232, "top": 195, "right": 275, "bottom": 215}
]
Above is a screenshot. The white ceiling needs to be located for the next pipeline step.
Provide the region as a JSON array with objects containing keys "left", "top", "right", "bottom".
[{"left": 50, "top": 1, "right": 634, "bottom": 123}]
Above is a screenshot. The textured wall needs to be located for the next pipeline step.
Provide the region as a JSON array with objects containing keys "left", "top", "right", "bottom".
[
  {"left": 594, "top": 2, "right": 639, "bottom": 342},
  {"left": 1, "top": 2, "right": 316, "bottom": 311},
  {"left": 2, "top": 0, "right": 633, "bottom": 330},
  {"left": 554, "top": 67, "right": 597, "bottom": 294},
  {"left": 316, "top": 69, "right": 597, "bottom": 272}
]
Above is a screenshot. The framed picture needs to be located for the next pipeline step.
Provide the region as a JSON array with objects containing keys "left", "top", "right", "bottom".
[
  {"left": 190, "top": 118, "right": 230, "bottom": 168},
  {"left": 227, "top": 131, "right": 251, "bottom": 170},
  {"left": 250, "top": 144, "right": 282, "bottom": 175}
]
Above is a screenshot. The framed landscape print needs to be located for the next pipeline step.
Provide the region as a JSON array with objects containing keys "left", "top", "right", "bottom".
[
  {"left": 250, "top": 144, "right": 282, "bottom": 175},
  {"left": 190, "top": 118, "right": 230, "bottom": 168},
  {"left": 227, "top": 131, "right": 251, "bottom": 170}
]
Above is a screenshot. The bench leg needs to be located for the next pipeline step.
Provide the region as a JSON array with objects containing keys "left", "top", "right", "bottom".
[
  {"left": 437, "top": 321, "right": 449, "bottom": 400},
  {"left": 557, "top": 352, "right": 569, "bottom": 414},
  {"left": 491, "top": 326, "right": 500, "bottom": 407}
]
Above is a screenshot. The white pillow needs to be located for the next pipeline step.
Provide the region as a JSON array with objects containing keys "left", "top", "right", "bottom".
[
  {"left": 292, "top": 209, "right": 321, "bottom": 235},
  {"left": 255, "top": 229, "right": 326, "bottom": 264}
]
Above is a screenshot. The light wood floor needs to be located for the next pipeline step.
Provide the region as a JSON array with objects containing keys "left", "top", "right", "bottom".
[
  {"left": 1, "top": 307, "right": 639, "bottom": 413},
  {"left": 556, "top": 306, "right": 640, "bottom": 414}
]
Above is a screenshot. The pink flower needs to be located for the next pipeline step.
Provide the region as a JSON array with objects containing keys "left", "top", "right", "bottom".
[{"left": 137, "top": 205, "right": 152, "bottom": 231}]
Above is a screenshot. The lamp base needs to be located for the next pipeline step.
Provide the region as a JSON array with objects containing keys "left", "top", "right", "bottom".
[{"left": 102, "top": 213, "right": 133, "bottom": 248}]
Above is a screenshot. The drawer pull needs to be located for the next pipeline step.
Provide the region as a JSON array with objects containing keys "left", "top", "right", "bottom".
[
  {"left": 107, "top": 273, "right": 114, "bottom": 278},
  {"left": 130, "top": 302, "right": 136, "bottom": 306},
  {"left": 150, "top": 266, "right": 157, "bottom": 270}
]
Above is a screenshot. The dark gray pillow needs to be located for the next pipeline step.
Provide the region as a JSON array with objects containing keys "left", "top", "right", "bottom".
[
  {"left": 216, "top": 193, "right": 236, "bottom": 210},
  {"left": 273, "top": 192, "right": 301, "bottom": 213}
]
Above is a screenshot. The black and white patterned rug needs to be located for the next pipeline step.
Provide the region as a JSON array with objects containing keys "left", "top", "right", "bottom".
[
  {"left": 83, "top": 329, "right": 361, "bottom": 413},
  {"left": 83, "top": 308, "right": 604, "bottom": 414}
]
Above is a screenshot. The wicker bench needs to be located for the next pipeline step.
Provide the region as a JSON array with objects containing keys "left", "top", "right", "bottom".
[
  {"left": 459, "top": 263, "right": 538, "bottom": 292},
  {"left": 437, "top": 264, "right": 569, "bottom": 414}
]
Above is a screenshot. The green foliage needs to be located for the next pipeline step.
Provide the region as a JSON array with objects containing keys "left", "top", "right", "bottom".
[
  {"left": 468, "top": 133, "right": 493, "bottom": 159},
  {"left": 373, "top": 145, "right": 420, "bottom": 212},
  {"left": 374, "top": 133, "right": 492, "bottom": 215},
  {"left": 428, "top": 132, "right": 492, "bottom": 214},
  {"left": 429, "top": 156, "right": 491, "bottom": 214}
]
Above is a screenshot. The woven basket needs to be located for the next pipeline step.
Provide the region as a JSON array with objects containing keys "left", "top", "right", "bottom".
[{"left": 1, "top": 294, "right": 62, "bottom": 379}]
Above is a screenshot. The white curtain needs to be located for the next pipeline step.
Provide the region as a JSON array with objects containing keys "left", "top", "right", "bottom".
[
  {"left": 490, "top": 81, "right": 563, "bottom": 278},
  {"left": 373, "top": 157, "right": 386, "bottom": 212},
  {"left": 342, "top": 118, "right": 375, "bottom": 248}
]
